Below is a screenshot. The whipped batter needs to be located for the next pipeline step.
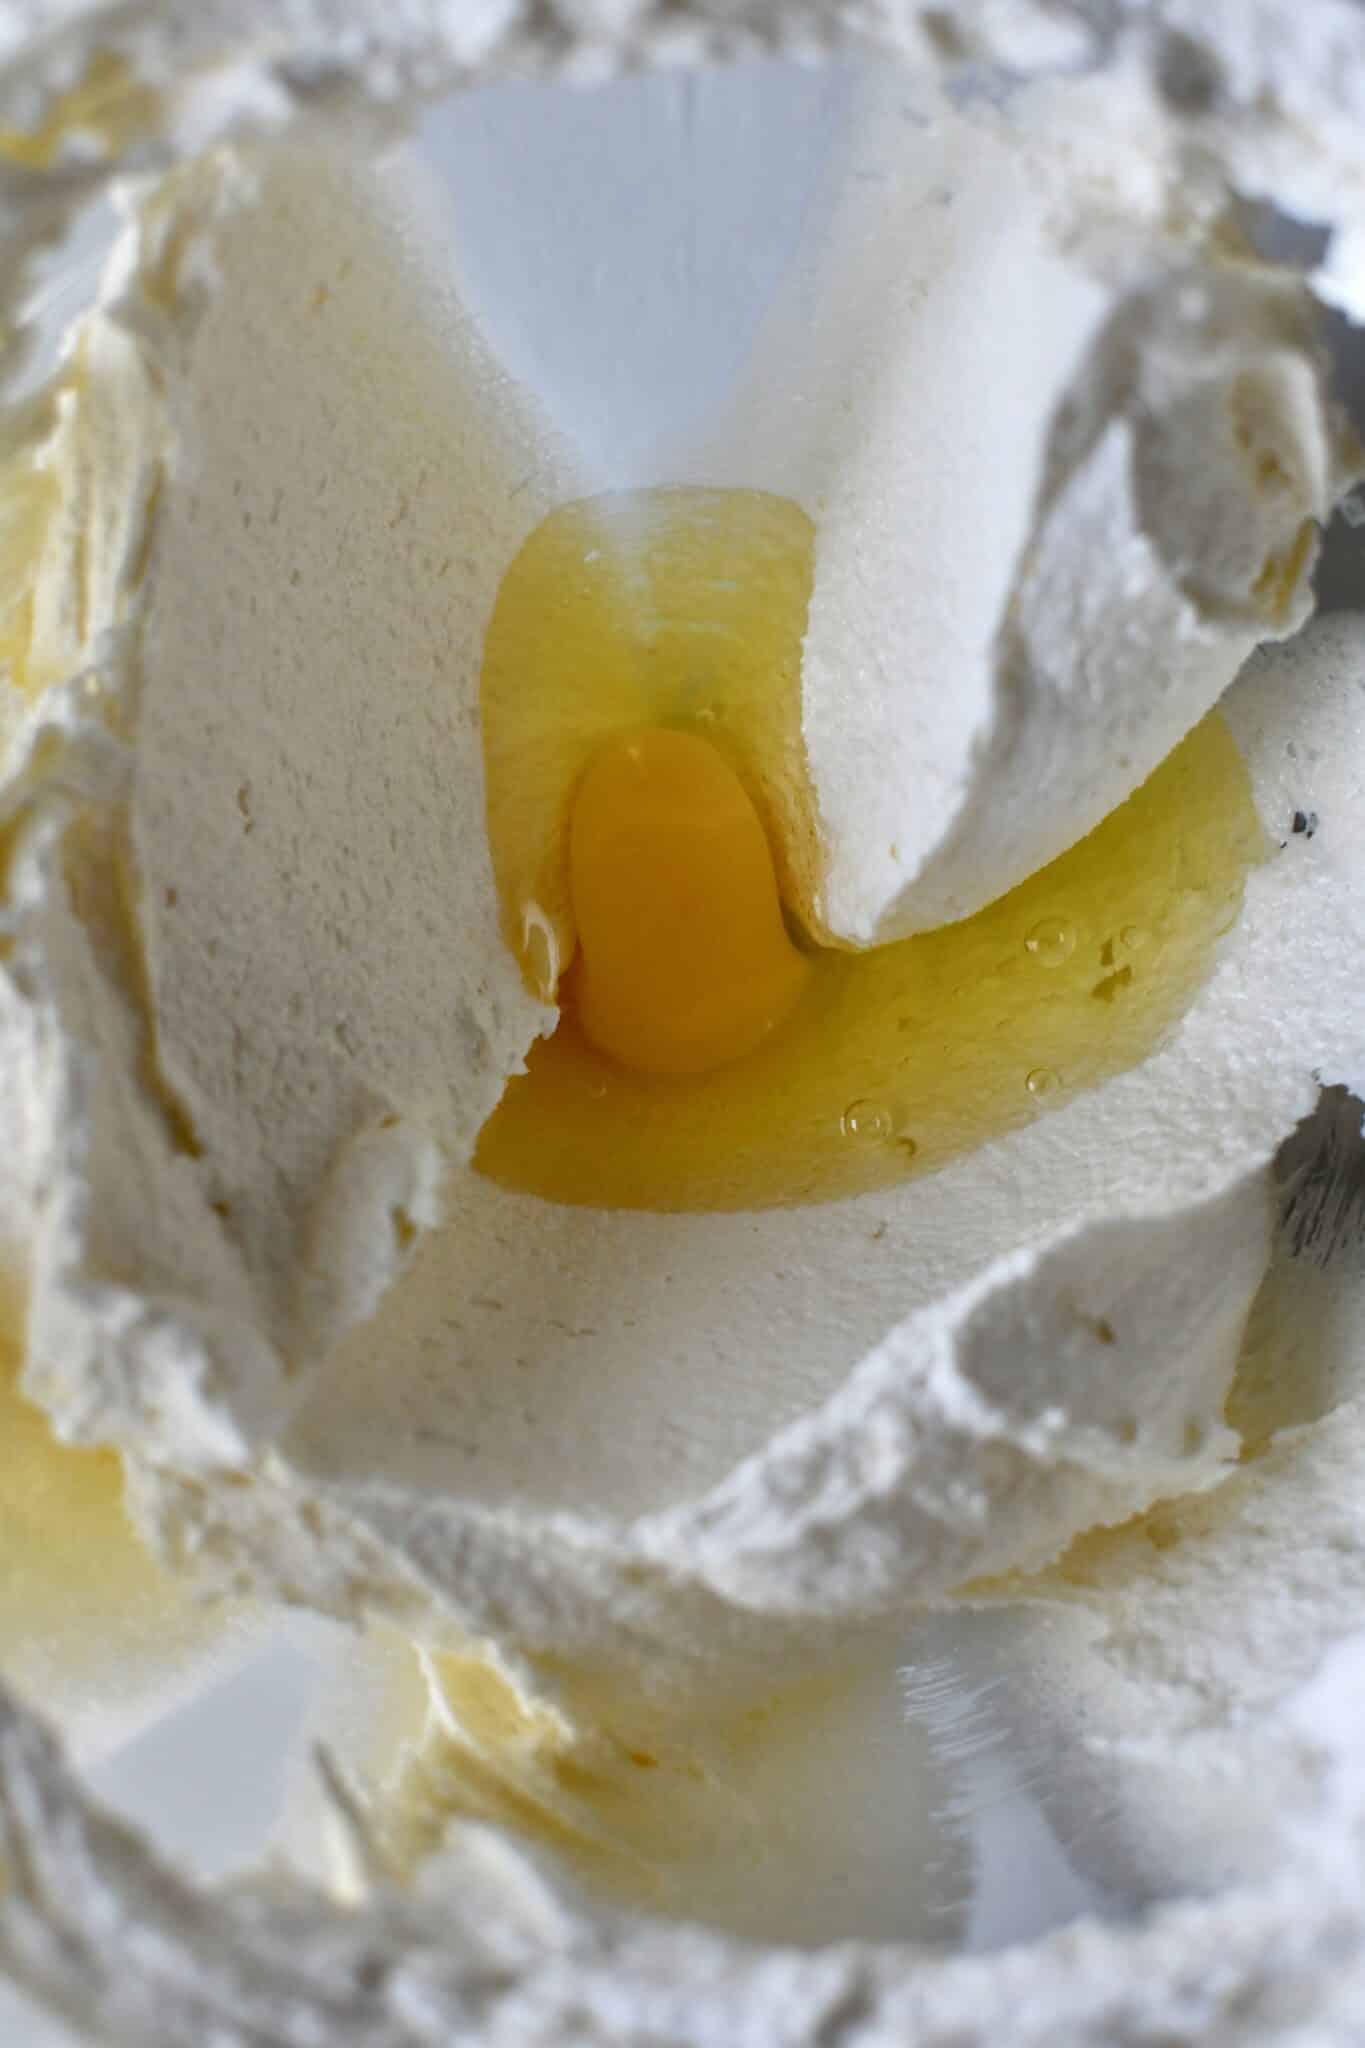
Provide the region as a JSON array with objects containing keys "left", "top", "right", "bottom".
[{"left": 0, "top": 7, "right": 1364, "bottom": 2045}]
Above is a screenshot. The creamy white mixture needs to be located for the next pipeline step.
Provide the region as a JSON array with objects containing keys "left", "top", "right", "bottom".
[{"left": 1, "top": 4, "right": 1364, "bottom": 2045}]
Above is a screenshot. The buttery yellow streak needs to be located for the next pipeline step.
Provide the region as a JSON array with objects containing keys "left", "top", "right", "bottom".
[
  {"left": 477, "top": 488, "right": 1265, "bottom": 1213},
  {"left": 0, "top": 1286, "right": 224, "bottom": 1717},
  {"left": 0, "top": 455, "right": 56, "bottom": 698},
  {"left": 381, "top": 1645, "right": 900, "bottom": 1933},
  {"left": 0, "top": 53, "right": 162, "bottom": 170}
]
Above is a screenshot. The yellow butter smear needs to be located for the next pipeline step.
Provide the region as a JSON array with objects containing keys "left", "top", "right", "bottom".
[
  {"left": 0, "top": 1287, "right": 213, "bottom": 1694},
  {"left": 0, "top": 53, "right": 161, "bottom": 170},
  {"left": 477, "top": 488, "right": 1264, "bottom": 1213},
  {"left": 377, "top": 1641, "right": 945, "bottom": 1943}
]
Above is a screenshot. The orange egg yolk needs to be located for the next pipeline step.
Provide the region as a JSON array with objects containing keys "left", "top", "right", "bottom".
[{"left": 566, "top": 728, "right": 810, "bottom": 1077}]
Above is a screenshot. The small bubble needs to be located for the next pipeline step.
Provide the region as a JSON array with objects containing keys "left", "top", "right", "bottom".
[
  {"left": 1118, "top": 925, "right": 1148, "bottom": 953},
  {"left": 694, "top": 705, "right": 718, "bottom": 727},
  {"left": 842, "top": 1098, "right": 893, "bottom": 1143},
  {"left": 1026, "top": 1067, "right": 1060, "bottom": 1098},
  {"left": 895, "top": 1134, "right": 919, "bottom": 1162},
  {"left": 1024, "top": 917, "right": 1077, "bottom": 966}
]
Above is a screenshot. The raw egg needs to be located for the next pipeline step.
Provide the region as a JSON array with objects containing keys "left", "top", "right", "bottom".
[{"left": 476, "top": 488, "right": 1263, "bottom": 1212}]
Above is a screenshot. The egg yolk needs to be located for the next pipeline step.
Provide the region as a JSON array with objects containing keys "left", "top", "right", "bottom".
[
  {"left": 475, "top": 488, "right": 1264, "bottom": 1213},
  {"left": 567, "top": 728, "right": 811, "bottom": 1077}
]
